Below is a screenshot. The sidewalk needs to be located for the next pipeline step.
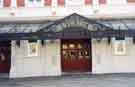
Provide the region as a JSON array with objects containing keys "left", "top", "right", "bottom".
[{"left": 0, "top": 74, "right": 135, "bottom": 87}]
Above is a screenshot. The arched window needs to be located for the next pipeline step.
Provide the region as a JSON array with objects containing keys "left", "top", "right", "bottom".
[
  {"left": 85, "top": 0, "right": 92, "bottom": 5},
  {"left": 58, "top": 0, "right": 65, "bottom": 6},
  {"left": 16, "top": 0, "right": 25, "bottom": 7},
  {"left": 99, "top": 0, "right": 106, "bottom": 4},
  {"left": 4, "top": 0, "right": 11, "bottom": 7},
  {"left": 44, "top": 0, "right": 52, "bottom": 6},
  {"left": 127, "top": 0, "right": 135, "bottom": 3}
]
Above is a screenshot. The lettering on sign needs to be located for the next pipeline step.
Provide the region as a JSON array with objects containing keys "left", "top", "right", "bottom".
[{"left": 45, "top": 15, "right": 100, "bottom": 32}]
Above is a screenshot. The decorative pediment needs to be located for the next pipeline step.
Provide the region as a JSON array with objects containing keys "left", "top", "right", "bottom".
[{"left": 38, "top": 13, "right": 112, "bottom": 33}]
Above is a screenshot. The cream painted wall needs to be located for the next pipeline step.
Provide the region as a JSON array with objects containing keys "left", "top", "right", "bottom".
[
  {"left": 43, "top": 40, "right": 61, "bottom": 76},
  {"left": 9, "top": 0, "right": 127, "bottom": 7},
  {"left": 10, "top": 40, "right": 61, "bottom": 78},
  {"left": 10, "top": 37, "right": 135, "bottom": 78},
  {"left": 0, "top": 0, "right": 134, "bottom": 20},
  {"left": 92, "top": 38, "right": 135, "bottom": 74}
]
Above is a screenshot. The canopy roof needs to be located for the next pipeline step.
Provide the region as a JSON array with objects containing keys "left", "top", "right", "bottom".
[
  {"left": 98, "top": 19, "right": 135, "bottom": 30},
  {"left": 37, "top": 13, "right": 112, "bottom": 33},
  {"left": 0, "top": 21, "right": 52, "bottom": 33},
  {"left": 0, "top": 13, "right": 135, "bottom": 40}
]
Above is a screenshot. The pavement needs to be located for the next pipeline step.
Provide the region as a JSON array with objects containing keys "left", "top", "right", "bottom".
[{"left": 0, "top": 74, "right": 135, "bottom": 87}]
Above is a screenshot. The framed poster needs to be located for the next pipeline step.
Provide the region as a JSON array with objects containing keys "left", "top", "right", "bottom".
[
  {"left": 113, "top": 40, "right": 126, "bottom": 55},
  {"left": 27, "top": 41, "right": 38, "bottom": 57}
]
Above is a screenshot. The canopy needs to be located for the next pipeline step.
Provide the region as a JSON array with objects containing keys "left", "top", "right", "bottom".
[{"left": 0, "top": 13, "right": 135, "bottom": 40}]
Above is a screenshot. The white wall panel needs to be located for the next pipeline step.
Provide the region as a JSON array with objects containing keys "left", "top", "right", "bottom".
[
  {"left": 10, "top": 40, "right": 61, "bottom": 78},
  {"left": 92, "top": 38, "right": 135, "bottom": 74}
]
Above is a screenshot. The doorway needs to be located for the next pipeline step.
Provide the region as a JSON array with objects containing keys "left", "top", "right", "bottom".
[
  {"left": 0, "top": 41, "right": 11, "bottom": 73},
  {"left": 61, "top": 39, "right": 92, "bottom": 72}
]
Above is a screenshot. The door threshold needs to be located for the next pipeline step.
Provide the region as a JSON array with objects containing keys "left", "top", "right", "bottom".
[
  {"left": 0, "top": 73, "right": 9, "bottom": 79},
  {"left": 62, "top": 72, "right": 92, "bottom": 76}
]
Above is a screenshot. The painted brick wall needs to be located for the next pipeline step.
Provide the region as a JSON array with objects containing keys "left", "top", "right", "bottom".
[
  {"left": 92, "top": 38, "right": 135, "bottom": 74},
  {"left": 10, "top": 40, "right": 61, "bottom": 78}
]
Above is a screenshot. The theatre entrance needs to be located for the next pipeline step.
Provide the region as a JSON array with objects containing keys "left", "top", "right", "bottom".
[{"left": 61, "top": 39, "right": 92, "bottom": 72}]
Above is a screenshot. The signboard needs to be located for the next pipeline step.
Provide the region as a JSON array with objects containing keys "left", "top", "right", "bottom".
[{"left": 41, "top": 13, "right": 107, "bottom": 33}]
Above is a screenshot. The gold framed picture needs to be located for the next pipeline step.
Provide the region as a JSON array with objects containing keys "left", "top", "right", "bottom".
[
  {"left": 113, "top": 40, "right": 126, "bottom": 55},
  {"left": 28, "top": 41, "right": 38, "bottom": 57}
]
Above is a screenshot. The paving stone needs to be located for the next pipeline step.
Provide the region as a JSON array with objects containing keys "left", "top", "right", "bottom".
[{"left": 0, "top": 74, "right": 135, "bottom": 87}]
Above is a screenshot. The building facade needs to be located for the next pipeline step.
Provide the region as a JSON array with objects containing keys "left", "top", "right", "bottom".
[{"left": 0, "top": 0, "right": 135, "bottom": 78}]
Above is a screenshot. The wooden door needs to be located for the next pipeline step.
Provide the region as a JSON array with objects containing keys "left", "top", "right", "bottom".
[
  {"left": 0, "top": 41, "right": 11, "bottom": 73},
  {"left": 61, "top": 39, "right": 92, "bottom": 72}
]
